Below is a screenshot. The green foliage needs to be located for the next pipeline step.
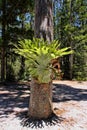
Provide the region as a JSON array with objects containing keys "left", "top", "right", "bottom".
[
  {"left": 14, "top": 38, "right": 72, "bottom": 83},
  {"left": 53, "top": 0, "right": 87, "bottom": 80},
  {"left": 73, "top": 43, "right": 87, "bottom": 81},
  {"left": 0, "top": 0, "right": 86, "bottom": 81}
]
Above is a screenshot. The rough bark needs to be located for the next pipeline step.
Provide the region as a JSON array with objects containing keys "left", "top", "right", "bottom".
[
  {"left": 19, "top": 56, "right": 25, "bottom": 79},
  {"left": 34, "top": 0, "right": 53, "bottom": 42},
  {"left": 1, "top": 0, "right": 6, "bottom": 81},
  {"left": 1, "top": 48, "right": 6, "bottom": 81},
  {"left": 28, "top": 0, "right": 53, "bottom": 119},
  {"left": 28, "top": 79, "right": 53, "bottom": 119},
  {"left": 69, "top": 0, "right": 74, "bottom": 80}
]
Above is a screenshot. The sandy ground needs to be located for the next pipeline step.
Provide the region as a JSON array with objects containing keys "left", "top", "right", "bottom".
[{"left": 0, "top": 80, "right": 87, "bottom": 130}]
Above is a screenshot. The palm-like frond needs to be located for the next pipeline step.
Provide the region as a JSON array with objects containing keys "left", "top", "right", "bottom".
[{"left": 14, "top": 38, "right": 73, "bottom": 83}]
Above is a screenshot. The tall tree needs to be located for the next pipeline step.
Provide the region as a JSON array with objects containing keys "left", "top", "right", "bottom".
[
  {"left": 28, "top": 0, "right": 53, "bottom": 119},
  {"left": 34, "top": 0, "right": 53, "bottom": 42},
  {"left": 1, "top": 0, "right": 6, "bottom": 81},
  {"left": 69, "top": 0, "right": 74, "bottom": 80}
]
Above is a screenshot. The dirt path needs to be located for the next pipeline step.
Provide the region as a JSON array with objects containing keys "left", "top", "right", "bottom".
[{"left": 0, "top": 81, "right": 87, "bottom": 130}]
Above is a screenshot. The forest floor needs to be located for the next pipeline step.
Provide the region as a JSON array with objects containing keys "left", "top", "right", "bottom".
[{"left": 0, "top": 80, "right": 87, "bottom": 130}]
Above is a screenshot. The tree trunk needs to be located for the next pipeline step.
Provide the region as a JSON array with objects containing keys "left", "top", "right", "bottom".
[
  {"left": 28, "top": 0, "right": 53, "bottom": 119},
  {"left": 19, "top": 56, "right": 25, "bottom": 79},
  {"left": 28, "top": 79, "right": 53, "bottom": 119},
  {"left": 69, "top": 0, "right": 74, "bottom": 80},
  {"left": 19, "top": 18, "right": 25, "bottom": 79},
  {"left": 34, "top": 0, "right": 53, "bottom": 42},
  {"left": 1, "top": 0, "right": 6, "bottom": 82},
  {"left": 1, "top": 48, "right": 6, "bottom": 81}
]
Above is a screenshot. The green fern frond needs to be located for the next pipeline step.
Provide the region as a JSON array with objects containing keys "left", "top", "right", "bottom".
[{"left": 14, "top": 38, "right": 73, "bottom": 83}]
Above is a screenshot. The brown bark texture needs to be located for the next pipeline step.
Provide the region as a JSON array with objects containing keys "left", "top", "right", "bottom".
[
  {"left": 35, "top": 0, "right": 53, "bottom": 42},
  {"left": 1, "top": 0, "right": 6, "bottom": 81},
  {"left": 28, "top": 79, "right": 53, "bottom": 119},
  {"left": 1, "top": 47, "right": 6, "bottom": 81},
  {"left": 28, "top": 0, "right": 53, "bottom": 119}
]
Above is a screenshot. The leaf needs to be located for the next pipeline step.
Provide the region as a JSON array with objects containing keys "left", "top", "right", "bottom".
[{"left": 13, "top": 38, "right": 73, "bottom": 83}]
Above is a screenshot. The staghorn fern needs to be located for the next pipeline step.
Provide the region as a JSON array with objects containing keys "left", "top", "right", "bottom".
[{"left": 14, "top": 38, "right": 73, "bottom": 83}]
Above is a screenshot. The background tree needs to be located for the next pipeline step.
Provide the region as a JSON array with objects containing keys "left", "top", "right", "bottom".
[
  {"left": 1, "top": 0, "right": 6, "bottom": 81},
  {"left": 0, "top": 0, "right": 34, "bottom": 81},
  {"left": 53, "top": 0, "right": 87, "bottom": 80}
]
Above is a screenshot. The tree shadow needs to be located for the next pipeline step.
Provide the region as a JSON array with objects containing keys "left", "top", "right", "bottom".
[
  {"left": 0, "top": 82, "right": 30, "bottom": 118},
  {"left": 53, "top": 83, "right": 87, "bottom": 102},
  {"left": 17, "top": 111, "right": 64, "bottom": 129},
  {"left": 0, "top": 82, "right": 64, "bottom": 128},
  {"left": 0, "top": 82, "right": 87, "bottom": 128}
]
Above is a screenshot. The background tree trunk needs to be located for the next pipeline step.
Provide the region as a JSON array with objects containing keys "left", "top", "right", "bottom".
[
  {"left": 1, "top": 0, "right": 6, "bottom": 81},
  {"left": 19, "top": 18, "right": 25, "bottom": 79},
  {"left": 28, "top": 0, "right": 53, "bottom": 119},
  {"left": 69, "top": 0, "right": 74, "bottom": 80}
]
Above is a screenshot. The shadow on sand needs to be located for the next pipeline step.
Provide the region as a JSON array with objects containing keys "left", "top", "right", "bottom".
[
  {"left": 0, "top": 82, "right": 87, "bottom": 128},
  {"left": 53, "top": 83, "right": 87, "bottom": 102},
  {"left": 0, "top": 82, "right": 30, "bottom": 118},
  {"left": 17, "top": 111, "right": 63, "bottom": 129}
]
